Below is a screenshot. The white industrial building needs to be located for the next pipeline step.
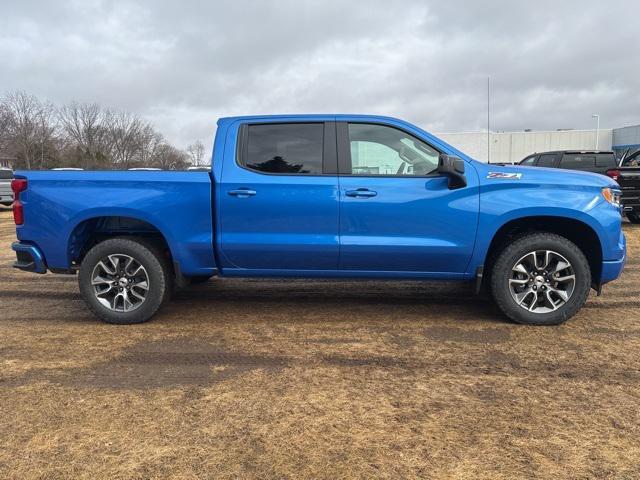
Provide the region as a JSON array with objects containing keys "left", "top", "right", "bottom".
[{"left": 438, "top": 129, "right": 614, "bottom": 164}]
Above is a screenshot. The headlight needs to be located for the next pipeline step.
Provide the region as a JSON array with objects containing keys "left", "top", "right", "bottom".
[{"left": 601, "top": 187, "right": 622, "bottom": 208}]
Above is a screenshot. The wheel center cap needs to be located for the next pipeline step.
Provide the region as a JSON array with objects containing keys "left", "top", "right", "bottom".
[
  {"left": 534, "top": 275, "right": 544, "bottom": 287},
  {"left": 118, "top": 278, "right": 128, "bottom": 287}
]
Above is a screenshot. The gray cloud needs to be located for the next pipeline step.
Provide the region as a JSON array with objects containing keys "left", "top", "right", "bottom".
[{"left": 1, "top": 0, "right": 638, "bottom": 154}]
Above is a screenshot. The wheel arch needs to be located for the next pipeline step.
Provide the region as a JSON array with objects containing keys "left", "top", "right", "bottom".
[
  {"left": 68, "top": 215, "right": 174, "bottom": 270},
  {"left": 484, "top": 216, "right": 603, "bottom": 287}
]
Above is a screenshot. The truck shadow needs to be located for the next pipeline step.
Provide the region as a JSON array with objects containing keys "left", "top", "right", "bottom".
[{"left": 165, "top": 278, "right": 505, "bottom": 324}]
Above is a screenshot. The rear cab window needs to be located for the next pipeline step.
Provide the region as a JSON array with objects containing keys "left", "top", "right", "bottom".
[
  {"left": 0, "top": 170, "right": 14, "bottom": 180},
  {"left": 560, "top": 154, "right": 596, "bottom": 170},
  {"left": 239, "top": 123, "right": 326, "bottom": 175},
  {"left": 595, "top": 153, "right": 616, "bottom": 169}
]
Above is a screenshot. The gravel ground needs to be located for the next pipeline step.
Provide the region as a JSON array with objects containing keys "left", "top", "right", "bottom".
[{"left": 1, "top": 207, "right": 639, "bottom": 479}]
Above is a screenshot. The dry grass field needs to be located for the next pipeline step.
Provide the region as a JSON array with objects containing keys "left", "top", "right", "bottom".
[{"left": 1, "top": 207, "right": 639, "bottom": 479}]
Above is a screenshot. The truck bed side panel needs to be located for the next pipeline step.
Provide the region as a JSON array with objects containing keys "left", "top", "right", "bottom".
[{"left": 15, "top": 171, "right": 215, "bottom": 276}]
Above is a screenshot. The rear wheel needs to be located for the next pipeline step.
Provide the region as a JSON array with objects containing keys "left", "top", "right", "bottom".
[
  {"left": 490, "top": 233, "right": 591, "bottom": 325},
  {"left": 627, "top": 212, "right": 640, "bottom": 224},
  {"left": 79, "top": 237, "right": 172, "bottom": 324}
]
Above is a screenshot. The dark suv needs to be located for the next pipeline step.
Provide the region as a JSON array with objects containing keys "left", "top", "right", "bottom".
[{"left": 518, "top": 151, "right": 617, "bottom": 176}]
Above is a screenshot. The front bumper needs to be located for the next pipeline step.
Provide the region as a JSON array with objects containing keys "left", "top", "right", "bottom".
[
  {"left": 12, "top": 242, "right": 47, "bottom": 274},
  {"left": 600, "top": 232, "right": 626, "bottom": 285}
]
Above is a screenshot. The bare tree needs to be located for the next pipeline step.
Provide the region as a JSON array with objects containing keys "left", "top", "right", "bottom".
[
  {"left": 151, "top": 143, "right": 190, "bottom": 170},
  {"left": 1, "top": 91, "right": 55, "bottom": 169},
  {"left": 138, "top": 126, "right": 164, "bottom": 167},
  {"left": 58, "top": 102, "right": 112, "bottom": 169},
  {"left": 2, "top": 90, "right": 192, "bottom": 170},
  {"left": 107, "top": 110, "right": 147, "bottom": 168},
  {"left": 187, "top": 140, "right": 205, "bottom": 166}
]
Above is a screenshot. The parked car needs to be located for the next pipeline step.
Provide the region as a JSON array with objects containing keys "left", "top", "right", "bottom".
[
  {"left": 518, "top": 150, "right": 617, "bottom": 176},
  {"left": 10, "top": 115, "right": 626, "bottom": 326},
  {"left": 0, "top": 168, "right": 14, "bottom": 206},
  {"left": 606, "top": 150, "right": 640, "bottom": 223}
]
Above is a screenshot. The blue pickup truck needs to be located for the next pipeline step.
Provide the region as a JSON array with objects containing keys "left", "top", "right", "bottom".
[{"left": 10, "top": 115, "right": 626, "bottom": 325}]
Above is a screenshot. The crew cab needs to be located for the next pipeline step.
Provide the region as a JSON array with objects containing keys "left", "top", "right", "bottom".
[{"left": 10, "top": 115, "right": 626, "bottom": 325}]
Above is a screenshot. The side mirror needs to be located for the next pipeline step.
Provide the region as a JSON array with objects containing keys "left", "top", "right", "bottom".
[{"left": 437, "top": 154, "right": 467, "bottom": 189}]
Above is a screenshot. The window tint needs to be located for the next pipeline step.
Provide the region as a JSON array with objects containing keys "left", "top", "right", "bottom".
[
  {"left": 537, "top": 154, "right": 557, "bottom": 168},
  {"left": 560, "top": 154, "right": 595, "bottom": 170},
  {"left": 595, "top": 153, "right": 616, "bottom": 168},
  {"left": 0, "top": 170, "right": 13, "bottom": 179},
  {"left": 243, "top": 123, "right": 324, "bottom": 174},
  {"left": 348, "top": 123, "right": 439, "bottom": 176},
  {"left": 520, "top": 156, "right": 537, "bottom": 166}
]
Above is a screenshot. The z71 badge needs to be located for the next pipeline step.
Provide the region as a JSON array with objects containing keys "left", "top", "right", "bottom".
[{"left": 487, "top": 172, "right": 522, "bottom": 179}]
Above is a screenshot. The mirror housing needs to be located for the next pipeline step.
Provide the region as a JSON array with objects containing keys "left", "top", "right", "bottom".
[{"left": 437, "top": 154, "right": 467, "bottom": 189}]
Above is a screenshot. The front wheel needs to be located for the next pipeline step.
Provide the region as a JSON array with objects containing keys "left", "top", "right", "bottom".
[
  {"left": 490, "top": 233, "right": 591, "bottom": 325},
  {"left": 627, "top": 212, "right": 640, "bottom": 224},
  {"left": 78, "top": 237, "right": 172, "bottom": 324}
]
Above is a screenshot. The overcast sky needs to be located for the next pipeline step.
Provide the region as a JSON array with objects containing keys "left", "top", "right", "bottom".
[{"left": 2, "top": 0, "right": 639, "bottom": 153}]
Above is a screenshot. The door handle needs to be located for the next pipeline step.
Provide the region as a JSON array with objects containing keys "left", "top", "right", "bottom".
[
  {"left": 345, "top": 188, "right": 377, "bottom": 198},
  {"left": 228, "top": 188, "right": 257, "bottom": 198}
]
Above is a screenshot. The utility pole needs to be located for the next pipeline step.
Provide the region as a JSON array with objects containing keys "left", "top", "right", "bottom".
[
  {"left": 487, "top": 77, "right": 491, "bottom": 164},
  {"left": 592, "top": 114, "right": 600, "bottom": 150}
]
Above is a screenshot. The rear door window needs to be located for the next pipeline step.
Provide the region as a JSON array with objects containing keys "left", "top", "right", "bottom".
[
  {"left": 595, "top": 153, "right": 616, "bottom": 169},
  {"left": 537, "top": 154, "right": 557, "bottom": 168},
  {"left": 560, "top": 154, "right": 596, "bottom": 170},
  {"left": 241, "top": 123, "right": 324, "bottom": 174}
]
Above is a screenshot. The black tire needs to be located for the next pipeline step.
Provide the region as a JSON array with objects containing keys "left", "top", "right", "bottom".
[
  {"left": 490, "top": 233, "right": 591, "bottom": 325},
  {"left": 188, "top": 275, "right": 213, "bottom": 285},
  {"left": 627, "top": 212, "right": 640, "bottom": 224},
  {"left": 78, "top": 237, "right": 172, "bottom": 324}
]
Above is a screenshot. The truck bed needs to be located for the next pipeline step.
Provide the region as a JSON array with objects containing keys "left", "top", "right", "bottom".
[{"left": 14, "top": 170, "right": 216, "bottom": 276}]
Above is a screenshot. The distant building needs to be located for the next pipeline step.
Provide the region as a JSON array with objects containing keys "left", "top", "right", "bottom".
[
  {"left": 437, "top": 129, "right": 613, "bottom": 164},
  {"left": 612, "top": 125, "right": 640, "bottom": 158}
]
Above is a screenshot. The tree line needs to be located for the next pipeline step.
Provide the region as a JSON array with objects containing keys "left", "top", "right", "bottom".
[{"left": 0, "top": 91, "right": 206, "bottom": 170}]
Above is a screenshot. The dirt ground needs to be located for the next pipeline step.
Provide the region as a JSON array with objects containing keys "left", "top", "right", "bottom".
[{"left": 0, "top": 207, "right": 639, "bottom": 479}]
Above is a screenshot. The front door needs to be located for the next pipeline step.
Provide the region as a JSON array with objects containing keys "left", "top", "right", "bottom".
[
  {"left": 219, "top": 121, "right": 340, "bottom": 271},
  {"left": 337, "top": 121, "right": 479, "bottom": 275}
]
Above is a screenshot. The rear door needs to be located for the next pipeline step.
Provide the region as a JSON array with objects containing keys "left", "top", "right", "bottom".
[
  {"left": 336, "top": 121, "right": 479, "bottom": 275},
  {"left": 219, "top": 120, "right": 340, "bottom": 271}
]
